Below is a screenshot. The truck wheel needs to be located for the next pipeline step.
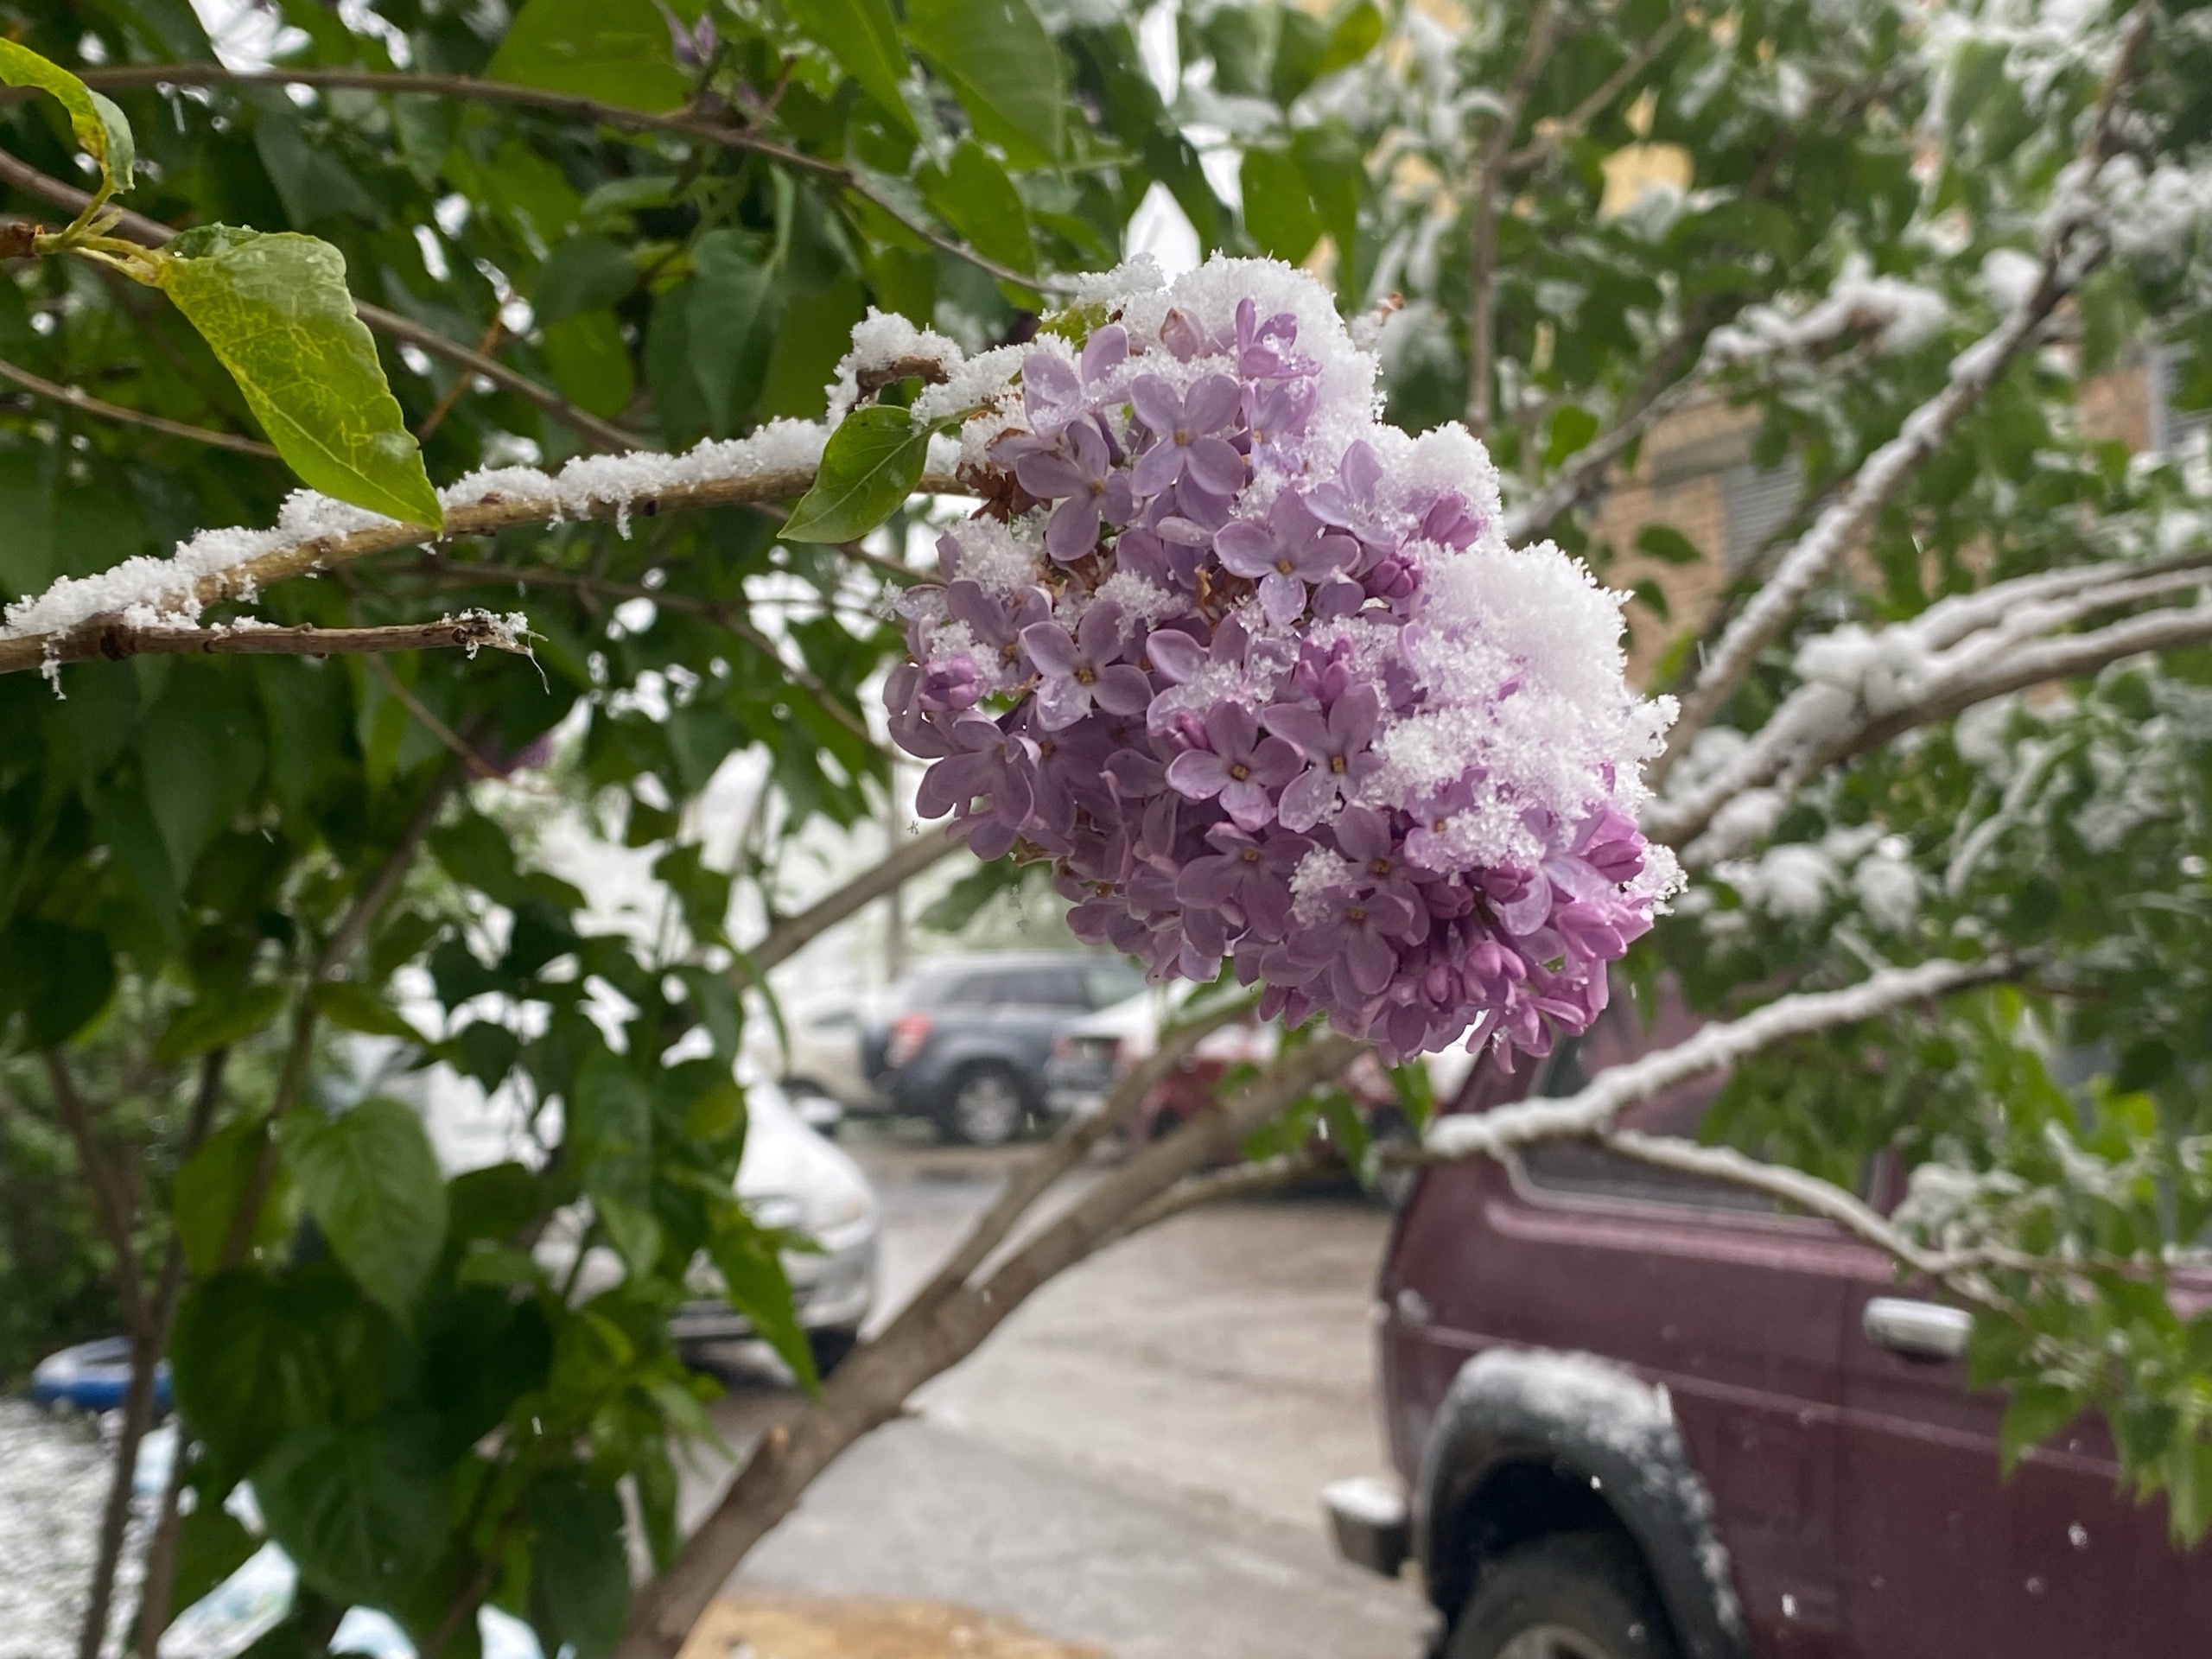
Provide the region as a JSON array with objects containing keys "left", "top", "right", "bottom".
[
  {"left": 1449, "top": 1533, "right": 1678, "bottom": 1659},
  {"left": 940, "top": 1063, "right": 1027, "bottom": 1147}
]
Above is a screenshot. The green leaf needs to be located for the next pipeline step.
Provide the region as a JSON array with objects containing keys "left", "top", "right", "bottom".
[
  {"left": 155, "top": 982, "right": 288, "bottom": 1064},
  {"left": 787, "top": 0, "right": 918, "bottom": 135},
  {"left": 1635, "top": 524, "right": 1706, "bottom": 566},
  {"left": 1545, "top": 404, "right": 1600, "bottom": 468},
  {"left": 170, "top": 1272, "right": 342, "bottom": 1471},
  {"left": 279, "top": 1100, "right": 448, "bottom": 1318},
  {"left": 309, "top": 980, "right": 429, "bottom": 1044},
  {"left": 782, "top": 405, "right": 930, "bottom": 543},
  {"left": 688, "top": 230, "right": 781, "bottom": 434},
  {"left": 1999, "top": 1382, "right": 2083, "bottom": 1473},
  {"left": 529, "top": 1470, "right": 632, "bottom": 1659},
  {"left": 533, "top": 235, "right": 637, "bottom": 326},
  {"left": 709, "top": 1218, "right": 818, "bottom": 1393},
  {"left": 253, "top": 1414, "right": 451, "bottom": 1606},
  {"left": 168, "top": 1501, "right": 258, "bottom": 1631},
  {"left": 541, "top": 315, "right": 635, "bottom": 420},
  {"left": 904, "top": 0, "right": 1065, "bottom": 166},
  {"left": 569, "top": 1051, "right": 655, "bottom": 1267},
  {"left": 12, "top": 920, "right": 115, "bottom": 1049},
  {"left": 490, "top": 0, "right": 694, "bottom": 113},
  {"left": 156, "top": 228, "right": 443, "bottom": 529},
  {"left": 174, "top": 1122, "right": 290, "bottom": 1275},
  {"left": 921, "top": 142, "right": 1034, "bottom": 276},
  {"left": 1241, "top": 149, "right": 1323, "bottom": 264},
  {"left": 0, "top": 40, "right": 135, "bottom": 197}
]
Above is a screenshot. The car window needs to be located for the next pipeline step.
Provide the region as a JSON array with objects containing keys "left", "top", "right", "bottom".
[
  {"left": 1083, "top": 962, "right": 1145, "bottom": 1007},
  {"left": 1003, "top": 966, "right": 1093, "bottom": 1007},
  {"left": 931, "top": 972, "right": 998, "bottom": 1007},
  {"left": 1517, "top": 993, "right": 1779, "bottom": 1215}
]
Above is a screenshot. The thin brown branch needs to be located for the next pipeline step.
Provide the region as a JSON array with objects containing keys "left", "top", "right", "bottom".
[
  {"left": 39, "top": 612, "right": 531, "bottom": 669},
  {"left": 0, "top": 149, "right": 641, "bottom": 452},
  {"left": 743, "top": 832, "right": 966, "bottom": 978},
  {"left": 1465, "top": 0, "right": 1560, "bottom": 438},
  {"left": 365, "top": 656, "right": 507, "bottom": 782},
  {"left": 41, "top": 1052, "right": 148, "bottom": 1338},
  {"left": 1116, "top": 1145, "right": 1332, "bottom": 1236},
  {"left": 0, "top": 354, "right": 278, "bottom": 456},
  {"left": 1504, "top": 13, "right": 1688, "bottom": 173},
  {"left": 61, "top": 64, "right": 1062, "bottom": 295},
  {"left": 416, "top": 316, "right": 505, "bottom": 444}
]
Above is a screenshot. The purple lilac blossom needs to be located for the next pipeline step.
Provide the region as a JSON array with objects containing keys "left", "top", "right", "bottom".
[{"left": 881, "top": 258, "right": 1680, "bottom": 1063}]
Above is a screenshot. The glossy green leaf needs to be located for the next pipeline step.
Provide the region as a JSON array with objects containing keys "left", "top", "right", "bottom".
[
  {"left": 309, "top": 981, "right": 429, "bottom": 1044},
  {"left": 1241, "top": 148, "right": 1323, "bottom": 264},
  {"left": 489, "top": 0, "right": 695, "bottom": 113},
  {"left": 253, "top": 1414, "right": 451, "bottom": 1606},
  {"left": 529, "top": 1470, "right": 632, "bottom": 1659},
  {"left": 921, "top": 142, "right": 1034, "bottom": 276},
  {"left": 154, "top": 982, "right": 288, "bottom": 1064},
  {"left": 279, "top": 1100, "right": 448, "bottom": 1318},
  {"left": 1545, "top": 404, "right": 1600, "bottom": 468},
  {"left": 1635, "top": 524, "right": 1706, "bottom": 567},
  {"left": 174, "top": 1121, "right": 290, "bottom": 1276},
  {"left": 535, "top": 235, "right": 637, "bottom": 326},
  {"left": 786, "top": 0, "right": 918, "bottom": 135},
  {"left": 569, "top": 1050, "right": 655, "bottom": 1251},
  {"left": 688, "top": 229, "right": 781, "bottom": 434},
  {"left": 1999, "top": 1382, "right": 2085, "bottom": 1472},
  {"left": 709, "top": 1217, "right": 818, "bottom": 1393},
  {"left": 904, "top": 0, "right": 1065, "bottom": 166},
  {"left": 156, "top": 228, "right": 443, "bottom": 528},
  {"left": 0, "top": 39, "right": 134, "bottom": 196},
  {"left": 168, "top": 1502, "right": 258, "bottom": 1631},
  {"left": 170, "top": 1272, "right": 344, "bottom": 1471},
  {"left": 781, "top": 405, "right": 930, "bottom": 543}
]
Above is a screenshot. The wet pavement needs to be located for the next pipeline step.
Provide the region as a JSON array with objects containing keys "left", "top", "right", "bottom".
[{"left": 683, "top": 1128, "right": 1438, "bottom": 1659}]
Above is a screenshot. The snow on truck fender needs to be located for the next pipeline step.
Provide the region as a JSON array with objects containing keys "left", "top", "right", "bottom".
[{"left": 1414, "top": 1346, "right": 1748, "bottom": 1659}]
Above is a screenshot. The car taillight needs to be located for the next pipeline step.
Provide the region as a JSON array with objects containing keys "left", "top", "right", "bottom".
[
  {"left": 1054, "top": 1033, "right": 1122, "bottom": 1065},
  {"left": 885, "top": 1013, "right": 933, "bottom": 1068}
]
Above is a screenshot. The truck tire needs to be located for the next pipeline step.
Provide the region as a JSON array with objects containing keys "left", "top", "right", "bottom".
[
  {"left": 1449, "top": 1533, "right": 1679, "bottom": 1659},
  {"left": 938, "top": 1062, "right": 1027, "bottom": 1147}
]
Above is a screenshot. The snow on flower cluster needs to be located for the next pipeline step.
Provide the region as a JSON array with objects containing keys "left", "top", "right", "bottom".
[{"left": 881, "top": 257, "right": 1680, "bottom": 1062}]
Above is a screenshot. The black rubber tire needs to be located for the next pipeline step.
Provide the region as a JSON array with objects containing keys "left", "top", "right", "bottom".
[
  {"left": 936, "top": 1062, "right": 1029, "bottom": 1147},
  {"left": 1447, "top": 1533, "right": 1679, "bottom": 1659},
  {"left": 808, "top": 1327, "right": 860, "bottom": 1377}
]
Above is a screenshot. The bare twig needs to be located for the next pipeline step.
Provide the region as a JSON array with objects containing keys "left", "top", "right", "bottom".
[
  {"left": 1116, "top": 1144, "right": 1332, "bottom": 1236},
  {"left": 39, "top": 612, "right": 532, "bottom": 669},
  {"left": 415, "top": 316, "right": 505, "bottom": 444},
  {"left": 1504, "top": 13, "right": 1688, "bottom": 172},
  {"left": 743, "top": 833, "right": 967, "bottom": 978},
  {"left": 1465, "top": 0, "right": 1560, "bottom": 437},
  {"left": 42, "top": 1053, "right": 148, "bottom": 1337},
  {"left": 0, "top": 149, "right": 642, "bottom": 452},
  {"left": 0, "top": 355, "right": 278, "bottom": 456}
]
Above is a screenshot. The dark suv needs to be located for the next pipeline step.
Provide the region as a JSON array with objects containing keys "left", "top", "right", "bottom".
[
  {"left": 863, "top": 951, "right": 1145, "bottom": 1145},
  {"left": 1327, "top": 988, "right": 2211, "bottom": 1659}
]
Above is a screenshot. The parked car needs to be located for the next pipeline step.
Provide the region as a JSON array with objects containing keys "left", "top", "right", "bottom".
[
  {"left": 537, "top": 1077, "right": 878, "bottom": 1375},
  {"left": 1325, "top": 984, "right": 2212, "bottom": 1659},
  {"left": 862, "top": 951, "right": 1146, "bottom": 1145},
  {"left": 30, "top": 1336, "right": 171, "bottom": 1413},
  {"left": 760, "top": 995, "right": 891, "bottom": 1116}
]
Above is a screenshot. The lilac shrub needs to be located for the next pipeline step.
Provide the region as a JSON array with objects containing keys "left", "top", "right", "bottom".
[{"left": 877, "top": 259, "right": 1681, "bottom": 1062}]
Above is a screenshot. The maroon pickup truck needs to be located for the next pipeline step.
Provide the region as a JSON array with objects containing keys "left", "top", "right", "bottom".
[{"left": 1326, "top": 995, "right": 2211, "bottom": 1659}]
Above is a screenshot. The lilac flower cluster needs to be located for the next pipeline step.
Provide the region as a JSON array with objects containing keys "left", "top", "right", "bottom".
[{"left": 879, "top": 260, "right": 1679, "bottom": 1062}]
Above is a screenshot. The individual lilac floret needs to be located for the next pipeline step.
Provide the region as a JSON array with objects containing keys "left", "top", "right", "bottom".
[
  {"left": 1215, "top": 491, "right": 1358, "bottom": 625},
  {"left": 1130, "top": 374, "right": 1245, "bottom": 498},
  {"left": 1021, "top": 601, "right": 1151, "bottom": 730},
  {"left": 883, "top": 257, "right": 1679, "bottom": 1063},
  {"left": 1262, "top": 685, "right": 1382, "bottom": 832},
  {"left": 1016, "top": 420, "right": 1134, "bottom": 562},
  {"left": 1165, "top": 703, "right": 1301, "bottom": 831}
]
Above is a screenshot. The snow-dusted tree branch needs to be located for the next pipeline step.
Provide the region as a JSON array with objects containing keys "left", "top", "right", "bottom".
[
  {"left": 1652, "top": 1, "right": 2161, "bottom": 781},
  {"left": 37, "top": 610, "right": 537, "bottom": 669},
  {"left": 1421, "top": 955, "right": 2017, "bottom": 1164}
]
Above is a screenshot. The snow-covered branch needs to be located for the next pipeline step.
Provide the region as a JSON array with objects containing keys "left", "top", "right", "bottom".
[
  {"left": 1652, "top": 3, "right": 2159, "bottom": 780},
  {"left": 1422, "top": 955, "right": 2015, "bottom": 1163},
  {"left": 0, "top": 425, "right": 964, "bottom": 678},
  {"left": 1647, "top": 546, "right": 2212, "bottom": 855}
]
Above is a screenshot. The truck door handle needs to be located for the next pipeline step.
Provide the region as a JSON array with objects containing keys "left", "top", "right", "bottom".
[{"left": 1862, "top": 1297, "right": 1971, "bottom": 1360}]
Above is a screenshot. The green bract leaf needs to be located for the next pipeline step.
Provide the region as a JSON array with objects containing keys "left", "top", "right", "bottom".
[
  {"left": 490, "top": 0, "right": 695, "bottom": 114},
  {"left": 279, "top": 1099, "right": 448, "bottom": 1319},
  {"left": 0, "top": 40, "right": 135, "bottom": 198},
  {"left": 781, "top": 405, "right": 930, "bottom": 543},
  {"left": 904, "top": 0, "right": 1065, "bottom": 167},
  {"left": 252, "top": 1414, "right": 451, "bottom": 1606},
  {"left": 155, "top": 227, "right": 443, "bottom": 529},
  {"left": 787, "top": 0, "right": 918, "bottom": 136}
]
